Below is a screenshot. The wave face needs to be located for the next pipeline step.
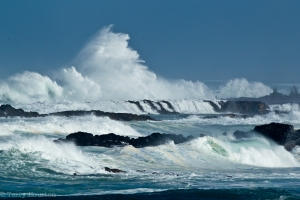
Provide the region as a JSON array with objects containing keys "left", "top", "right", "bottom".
[{"left": 0, "top": 26, "right": 272, "bottom": 104}]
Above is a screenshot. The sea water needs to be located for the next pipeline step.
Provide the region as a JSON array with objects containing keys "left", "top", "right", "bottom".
[{"left": 1, "top": 101, "right": 300, "bottom": 199}]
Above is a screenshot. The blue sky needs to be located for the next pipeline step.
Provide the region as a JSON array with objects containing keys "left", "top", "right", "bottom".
[{"left": 1, "top": 0, "right": 299, "bottom": 83}]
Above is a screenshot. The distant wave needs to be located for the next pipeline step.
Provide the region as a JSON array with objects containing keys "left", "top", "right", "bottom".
[{"left": 0, "top": 26, "right": 272, "bottom": 104}]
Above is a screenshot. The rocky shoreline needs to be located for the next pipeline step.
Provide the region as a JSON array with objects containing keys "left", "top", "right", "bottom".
[
  {"left": 0, "top": 100, "right": 270, "bottom": 120},
  {"left": 0, "top": 104, "right": 155, "bottom": 121},
  {"left": 55, "top": 132, "right": 194, "bottom": 148},
  {"left": 54, "top": 122, "right": 300, "bottom": 152}
]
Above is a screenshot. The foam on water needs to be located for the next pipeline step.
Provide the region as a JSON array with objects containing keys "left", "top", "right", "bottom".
[
  {"left": 219, "top": 137, "right": 299, "bottom": 167},
  {"left": 99, "top": 137, "right": 299, "bottom": 170},
  {"left": 269, "top": 103, "right": 300, "bottom": 112},
  {"left": 0, "top": 115, "right": 141, "bottom": 137},
  {"left": 168, "top": 99, "right": 217, "bottom": 114},
  {"left": 1, "top": 132, "right": 297, "bottom": 181},
  {"left": 0, "top": 135, "right": 104, "bottom": 176},
  {"left": 10, "top": 99, "right": 220, "bottom": 115},
  {"left": 168, "top": 111, "right": 300, "bottom": 127}
]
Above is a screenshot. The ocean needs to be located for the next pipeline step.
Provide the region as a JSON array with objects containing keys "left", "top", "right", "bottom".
[
  {"left": 1, "top": 27, "right": 300, "bottom": 199},
  {"left": 0, "top": 100, "right": 300, "bottom": 199}
]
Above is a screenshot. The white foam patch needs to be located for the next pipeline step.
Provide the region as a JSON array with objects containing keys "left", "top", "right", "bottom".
[
  {"left": 218, "top": 78, "right": 272, "bottom": 98},
  {"left": 170, "top": 111, "right": 300, "bottom": 126},
  {"left": 0, "top": 72, "right": 63, "bottom": 104},
  {"left": 168, "top": 99, "right": 217, "bottom": 114},
  {"left": 110, "top": 139, "right": 225, "bottom": 170},
  {"left": 13, "top": 99, "right": 220, "bottom": 115},
  {"left": 60, "top": 67, "right": 101, "bottom": 101},
  {"left": 13, "top": 100, "right": 145, "bottom": 114},
  {"left": 0, "top": 135, "right": 105, "bottom": 175},
  {"left": 0, "top": 115, "right": 142, "bottom": 137},
  {"left": 219, "top": 137, "right": 299, "bottom": 167},
  {"left": 269, "top": 103, "right": 300, "bottom": 113},
  {"left": 101, "top": 136, "right": 299, "bottom": 170},
  {"left": 74, "top": 25, "right": 215, "bottom": 100}
]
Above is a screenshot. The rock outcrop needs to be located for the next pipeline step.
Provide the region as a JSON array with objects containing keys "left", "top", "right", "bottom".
[
  {"left": 233, "top": 122, "right": 300, "bottom": 151},
  {"left": 254, "top": 122, "right": 300, "bottom": 151},
  {"left": 55, "top": 132, "right": 194, "bottom": 148},
  {"left": 0, "top": 104, "right": 155, "bottom": 121},
  {"left": 0, "top": 104, "right": 39, "bottom": 117}
]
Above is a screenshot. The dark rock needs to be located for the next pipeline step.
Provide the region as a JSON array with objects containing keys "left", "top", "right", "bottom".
[
  {"left": 55, "top": 132, "right": 195, "bottom": 148},
  {"left": 0, "top": 104, "right": 39, "bottom": 117},
  {"left": 66, "top": 132, "right": 94, "bottom": 146},
  {"left": 221, "top": 101, "right": 269, "bottom": 115},
  {"left": 104, "top": 167, "right": 126, "bottom": 173},
  {"left": 254, "top": 123, "right": 294, "bottom": 145},
  {"left": 93, "top": 133, "right": 131, "bottom": 147},
  {"left": 253, "top": 122, "right": 300, "bottom": 151},
  {"left": 0, "top": 104, "right": 155, "bottom": 121},
  {"left": 226, "top": 122, "right": 300, "bottom": 151}
]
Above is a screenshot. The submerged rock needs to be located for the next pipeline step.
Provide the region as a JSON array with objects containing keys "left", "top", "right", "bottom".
[{"left": 55, "top": 132, "right": 194, "bottom": 148}]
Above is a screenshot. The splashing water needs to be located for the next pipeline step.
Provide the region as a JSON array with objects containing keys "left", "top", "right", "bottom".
[{"left": 0, "top": 26, "right": 272, "bottom": 104}]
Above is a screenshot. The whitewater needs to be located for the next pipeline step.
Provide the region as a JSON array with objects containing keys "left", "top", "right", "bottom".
[{"left": 1, "top": 27, "right": 300, "bottom": 199}]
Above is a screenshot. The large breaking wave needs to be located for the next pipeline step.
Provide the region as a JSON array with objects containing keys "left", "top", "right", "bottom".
[{"left": 0, "top": 26, "right": 272, "bottom": 104}]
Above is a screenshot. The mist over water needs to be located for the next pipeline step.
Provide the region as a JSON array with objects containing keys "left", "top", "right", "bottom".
[{"left": 0, "top": 26, "right": 273, "bottom": 104}]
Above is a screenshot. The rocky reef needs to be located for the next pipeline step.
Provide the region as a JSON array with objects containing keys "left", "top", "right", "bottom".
[
  {"left": 55, "top": 132, "right": 194, "bottom": 148},
  {"left": 0, "top": 104, "right": 155, "bottom": 121}
]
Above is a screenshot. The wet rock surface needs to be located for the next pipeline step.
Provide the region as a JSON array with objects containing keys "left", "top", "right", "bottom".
[
  {"left": 55, "top": 132, "right": 194, "bottom": 148},
  {"left": 0, "top": 104, "right": 39, "bottom": 117}
]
